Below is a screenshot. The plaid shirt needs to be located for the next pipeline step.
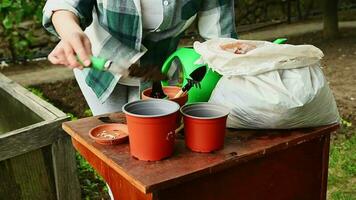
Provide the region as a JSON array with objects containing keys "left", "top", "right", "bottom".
[{"left": 43, "top": 0, "right": 237, "bottom": 102}]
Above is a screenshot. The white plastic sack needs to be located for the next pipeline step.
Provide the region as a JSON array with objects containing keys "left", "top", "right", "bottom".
[
  {"left": 194, "top": 38, "right": 324, "bottom": 76},
  {"left": 194, "top": 38, "right": 340, "bottom": 129}
]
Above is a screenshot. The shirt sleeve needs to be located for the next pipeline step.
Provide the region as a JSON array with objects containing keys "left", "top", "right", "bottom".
[
  {"left": 83, "top": 11, "right": 147, "bottom": 72},
  {"left": 42, "top": 0, "right": 95, "bottom": 37},
  {"left": 198, "top": 0, "right": 238, "bottom": 39}
]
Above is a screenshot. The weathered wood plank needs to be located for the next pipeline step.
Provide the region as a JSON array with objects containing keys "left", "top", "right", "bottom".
[
  {"left": 0, "top": 88, "right": 43, "bottom": 134},
  {"left": 0, "top": 148, "right": 57, "bottom": 200},
  {"left": 0, "top": 73, "right": 66, "bottom": 120},
  {"left": 0, "top": 73, "right": 56, "bottom": 120},
  {"left": 23, "top": 87, "right": 66, "bottom": 119},
  {"left": 11, "top": 148, "right": 57, "bottom": 200},
  {"left": 0, "top": 117, "right": 68, "bottom": 162},
  {"left": 0, "top": 158, "right": 22, "bottom": 199},
  {"left": 52, "top": 134, "right": 81, "bottom": 200}
]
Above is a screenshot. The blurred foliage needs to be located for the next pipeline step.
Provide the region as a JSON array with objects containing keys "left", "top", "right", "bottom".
[
  {"left": 27, "top": 87, "right": 49, "bottom": 101},
  {"left": 0, "top": 0, "right": 355, "bottom": 63},
  {"left": 0, "top": 0, "right": 45, "bottom": 61},
  {"left": 67, "top": 113, "right": 78, "bottom": 121},
  {"left": 341, "top": 118, "right": 353, "bottom": 128},
  {"left": 84, "top": 109, "right": 93, "bottom": 117},
  {"left": 235, "top": 0, "right": 356, "bottom": 22},
  {"left": 76, "top": 153, "right": 109, "bottom": 200}
]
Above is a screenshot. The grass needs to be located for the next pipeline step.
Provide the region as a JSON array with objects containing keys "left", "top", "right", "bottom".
[
  {"left": 28, "top": 87, "right": 49, "bottom": 101},
  {"left": 76, "top": 153, "right": 109, "bottom": 199},
  {"left": 328, "top": 126, "right": 356, "bottom": 200}
]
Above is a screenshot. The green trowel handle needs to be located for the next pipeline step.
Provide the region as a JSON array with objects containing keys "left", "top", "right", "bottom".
[
  {"left": 273, "top": 38, "right": 287, "bottom": 44},
  {"left": 77, "top": 56, "right": 108, "bottom": 71}
]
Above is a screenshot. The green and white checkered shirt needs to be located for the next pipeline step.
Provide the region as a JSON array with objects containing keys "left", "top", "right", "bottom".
[{"left": 43, "top": 0, "right": 237, "bottom": 102}]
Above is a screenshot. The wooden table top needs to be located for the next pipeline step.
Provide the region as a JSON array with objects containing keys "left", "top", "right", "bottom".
[{"left": 62, "top": 113, "right": 339, "bottom": 194}]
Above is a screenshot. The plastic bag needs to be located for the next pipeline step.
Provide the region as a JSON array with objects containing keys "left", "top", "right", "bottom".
[
  {"left": 194, "top": 38, "right": 340, "bottom": 129},
  {"left": 194, "top": 38, "right": 324, "bottom": 76}
]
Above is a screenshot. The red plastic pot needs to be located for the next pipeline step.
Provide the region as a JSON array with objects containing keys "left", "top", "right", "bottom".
[
  {"left": 181, "top": 103, "right": 229, "bottom": 153},
  {"left": 142, "top": 86, "right": 188, "bottom": 107},
  {"left": 123, "top": 99, "right": 180, "bottom": 161},
  {"left": 142, "top": 86, "right": 188, "bottom": 126}
]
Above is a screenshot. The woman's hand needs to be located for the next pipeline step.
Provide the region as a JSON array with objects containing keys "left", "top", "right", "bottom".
[
  {"left": 48, "top": 10, "right": 92, "bottom": 69},
  {"left": 48, "top": 32, "right": 92, "bottom": 69}
]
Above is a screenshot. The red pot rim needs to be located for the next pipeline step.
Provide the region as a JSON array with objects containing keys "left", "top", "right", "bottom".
[
  {"left": 142, "top": 86, "right": 188, "bottom": 101},
  {"left": 123, "top": 99, "right": 180, "bottom": 118},
  {"left": 180, "top": 103, "right": 229, "bottom": 120}
]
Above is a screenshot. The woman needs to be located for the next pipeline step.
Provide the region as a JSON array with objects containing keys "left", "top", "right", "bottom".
[
  {"left": 43, "top": 0, "right": 237, "bottom": 116},
  {"left": 43, "top": 1, "right": 236, "bottom": 197}
]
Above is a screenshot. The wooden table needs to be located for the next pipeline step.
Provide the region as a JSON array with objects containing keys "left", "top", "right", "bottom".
[{"left": 62, "top": 113, "right": 339, "bottom": 200}]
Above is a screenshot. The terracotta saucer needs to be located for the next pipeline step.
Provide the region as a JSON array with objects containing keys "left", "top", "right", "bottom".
[{"left": 89, "top": 124, "right": 129, "bottom": 145}]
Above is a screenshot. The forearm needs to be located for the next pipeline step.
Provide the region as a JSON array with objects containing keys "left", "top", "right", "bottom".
[{"left": 52, "top": 10, "right": 83, "bottom": 40}]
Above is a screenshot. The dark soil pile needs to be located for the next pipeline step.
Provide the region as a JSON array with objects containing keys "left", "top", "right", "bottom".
[{"left": 34, "top": 79, "right": 90, "bottom": 118}]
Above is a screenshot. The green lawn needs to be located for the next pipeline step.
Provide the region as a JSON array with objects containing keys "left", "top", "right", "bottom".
[{"left": 328, "top": 126, "right": 356, "bottom": 200}]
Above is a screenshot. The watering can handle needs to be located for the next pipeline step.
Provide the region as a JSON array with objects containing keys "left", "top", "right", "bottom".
[{"left": 161, "top": 51, "right": 180, "bottom": 86}]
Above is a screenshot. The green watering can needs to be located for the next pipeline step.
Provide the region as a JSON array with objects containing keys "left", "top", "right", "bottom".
[
  {"left": 161, "top": 47, "right": 220, "bottom": 103},
  {"left": 161, "top": 38, "right": 287, "bottom": 103}
]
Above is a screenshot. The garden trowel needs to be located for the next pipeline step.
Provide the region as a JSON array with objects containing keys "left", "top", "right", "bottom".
[
  {"left": 79, "top": 56, "right": 168, "bottom": 81},
  {"left": 174, "top": 65, "right": 207, "bottom": 98}
]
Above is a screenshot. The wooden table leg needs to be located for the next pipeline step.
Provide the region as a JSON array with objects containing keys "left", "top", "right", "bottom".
[
  {"left": 320, "top": 134, "right": 331, "bottom": 200},
  {"left": 71, "top": 139, "right": 153, "bottom": 200}
]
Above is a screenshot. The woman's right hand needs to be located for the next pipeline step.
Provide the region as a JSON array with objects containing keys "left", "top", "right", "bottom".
[
  {"left": 48, "top": 10, "right": 93, "bottom": 69},
  {"left": 48, "top": 32, "right": 92, "bottom": 69}
]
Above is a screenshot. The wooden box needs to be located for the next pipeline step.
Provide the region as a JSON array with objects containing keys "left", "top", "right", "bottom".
[{"left": 0, "top": 73, "right": 80, "bottom": 200}]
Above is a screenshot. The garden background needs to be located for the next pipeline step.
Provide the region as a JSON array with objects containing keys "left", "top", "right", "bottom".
[{"left": 0, "top": 0, "right": 355, "bottom": 199}]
